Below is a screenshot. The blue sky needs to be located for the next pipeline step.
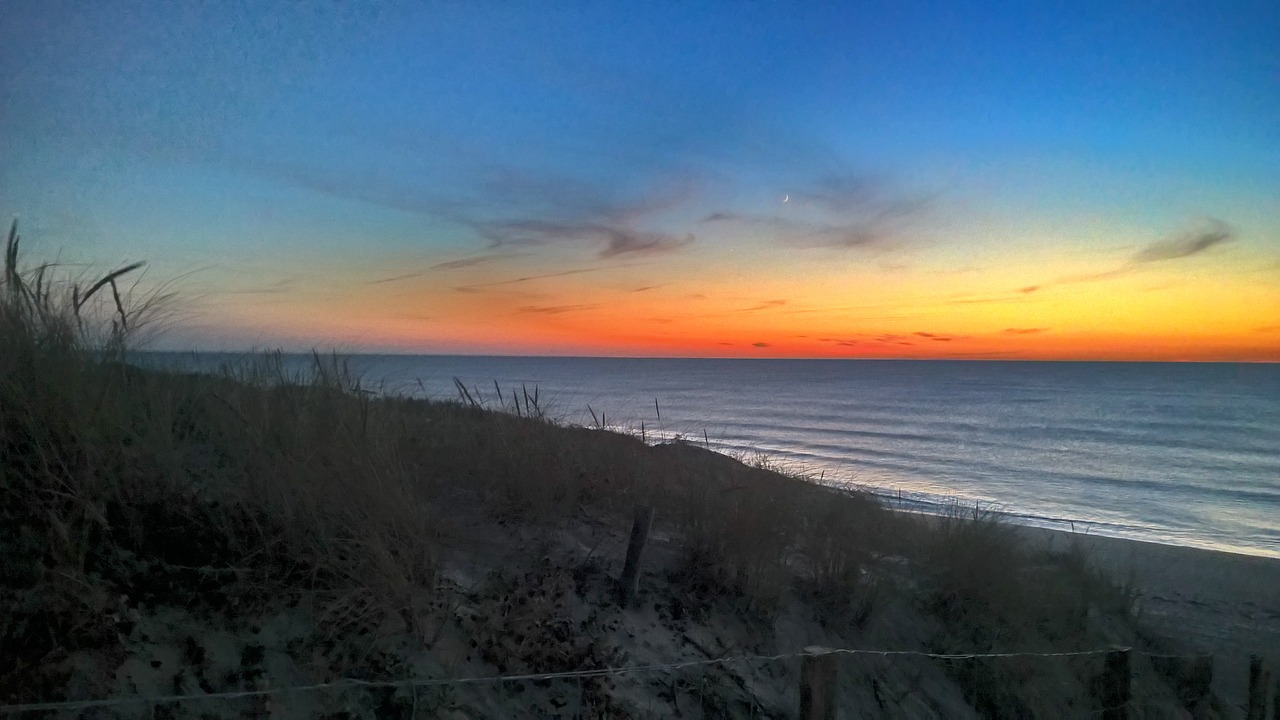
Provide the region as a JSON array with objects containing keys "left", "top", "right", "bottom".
[{"left": 2, "top": 0, "right": 1277, "bottom": 357}]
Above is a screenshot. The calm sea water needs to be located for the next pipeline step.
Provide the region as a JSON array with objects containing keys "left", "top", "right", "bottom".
[{"left": 148, "top": 355, "right": 1280, "bottom": 558}]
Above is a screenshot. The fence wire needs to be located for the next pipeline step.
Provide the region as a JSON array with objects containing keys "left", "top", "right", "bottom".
[{"left": 0, "top": 645, "right": 1211, "bottom": 716}]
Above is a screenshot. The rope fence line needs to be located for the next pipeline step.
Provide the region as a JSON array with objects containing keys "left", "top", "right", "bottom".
[
  {"left": 1087, "top": 700, "right": 1198, "bottom": 718},
  {"left": 0, "top": 645, "right": 1209, "bottom": 715}
]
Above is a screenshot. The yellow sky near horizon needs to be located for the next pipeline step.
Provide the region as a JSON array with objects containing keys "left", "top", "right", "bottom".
[{"left": 193, "top": 226, "right": 1280, "bottom": 361}]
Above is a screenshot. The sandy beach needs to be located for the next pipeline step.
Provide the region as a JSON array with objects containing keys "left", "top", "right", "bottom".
[
  {"left": 1029, "top": 530, "right": 1280, "bottom": 656},
  {"left": 1026, "top": 528, "right": 1280, "bottom": 713}
]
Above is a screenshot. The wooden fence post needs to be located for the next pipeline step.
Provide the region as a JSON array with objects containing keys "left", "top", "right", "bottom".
[
  {"left": 618, "top": 505, "right": 654, "bottom": 607},
  {"left": 1246, "top": 655, "right": 1268, "bottom": 720},
  {"left": 800, "top": 647, "right": 838, "bottom": 720},
  {"left": 1101, "top": 646, "right": 1131, "bottom": 720},
  {"left": 1188, "top": 654, "right": 1214, "bottom": 710},
  {"left": 1272, "top": 672, "right": 1279, "bottom": 720}
]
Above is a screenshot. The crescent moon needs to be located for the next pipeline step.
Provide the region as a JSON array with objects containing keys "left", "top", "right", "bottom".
[{"left": 783, "top": 194, "right": 790, "bottom": 203}]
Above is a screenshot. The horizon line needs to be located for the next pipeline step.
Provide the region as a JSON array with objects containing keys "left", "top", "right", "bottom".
[{"left": 140, "top": 349, "right": 1280, "bottom": 365}]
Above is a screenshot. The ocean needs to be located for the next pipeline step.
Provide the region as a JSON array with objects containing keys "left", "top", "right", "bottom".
[{"left": 147, "top": 354, "right": 1280, "bottom": 558}]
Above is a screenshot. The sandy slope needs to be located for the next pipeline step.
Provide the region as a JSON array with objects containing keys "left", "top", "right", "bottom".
[{"left": 50, "top": 512, "right": 1258, "bottom": 719}]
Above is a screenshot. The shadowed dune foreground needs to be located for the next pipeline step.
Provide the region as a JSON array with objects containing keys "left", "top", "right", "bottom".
[{"left": 3, "top": 231, "right": 1278, "bottom": 718}]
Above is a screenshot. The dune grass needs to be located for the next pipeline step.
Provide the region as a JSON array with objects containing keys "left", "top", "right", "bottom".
[{"left": 1, "top": 222, "right": 1149, "bottom": 713}]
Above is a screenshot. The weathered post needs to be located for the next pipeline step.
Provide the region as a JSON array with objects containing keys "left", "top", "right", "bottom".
[
  {"left": 1187, "top": 654, "right": 1214, "bottom": 711},
  {"left": 1271, "top": 672, "right": 1279, "bottom": 720},
  {"left": 1101, "top": 646, "right": 1131, "bottom": 720},
  {"left": 618, "top": 505, "right": 654, "bottom": 607},
  {"left": 1246, "top": 655, "right": 1268, "bottom": 720},
  {"left": 800, "top": 647, "right": 838, "bottom": 720}
]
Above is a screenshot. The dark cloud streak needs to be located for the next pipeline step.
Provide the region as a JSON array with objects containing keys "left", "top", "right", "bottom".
[
  {"left": 699, "top": 178, "right": 932, "bottom": 251},
  {"left": 1016, "top": 218, "right": 1235, "bottom": 294},
  {"left": 429, "top": 253, "right": 514, "bottom": 271},
  {"left": 233, "top": 153, "right": 697, "bottom": 264},
  {"left": 1129, "top": 220, "right": 1233, "bottom": 263},
  {"left": 466, "top": 266, "right": 607, "bottom": 288},
  {"left": 737, "top": 299, "right": 787, "bottom": 312},
  {"left": 702, "top": 211, "right": 886, "bottom": 250},
  {"left": 479, "top": 219, "right": 694, "bottom": 259},
  {"left": 518, "top": 304, "right": 600, "bottom": 315},
  {"left": 790, "top": 174, "right": 878, "bottom": 213}
]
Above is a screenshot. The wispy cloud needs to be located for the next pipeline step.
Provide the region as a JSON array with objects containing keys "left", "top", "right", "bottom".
[
  {"left": 369, "top": 271, "right": 427, "bottom": 285},
  {"left": 943, "top": 293, "right": 1031, "bottom": 306},
  {"left": 1019, "top": 218, "right": 1235, "bottom": 293},
  {"left": 701, "top": 212, "right": 886, "bottom": 250},
  {"left": 936, "top": 350, "right": 1024, "bottom": 358},
  {"left": 913, "top": 331, "right": 959, "bottom": 342},
  {"left": 1130, "top": 219, "right": 1233, "bottom": 263},
  {"left": 1002, "top": 327, "right": 1049, "bottom": 335},
  {"left": 517, "top": 304, "right": 600, "bottom": 315},
  {"left": 790, "top": 174, "right": 878, "bottom": 213},
  {"left": 873, "top": 334, "right": 914, "bottom": 346},
  {"left": 602, "top": 229, "right": 695, "bottom": 258},
  {"left": 789, "top": 174, "right": 934, "bottom": 219},
  {"left": 737, "top": 299, "right": 787, "bottom": 312},
  {"left": 451, "top": 284, "right": 540, "bottom": 298},
  {"left": 700, "top": 176, "right": 931, "bottom": 251},
  {"left": 462, "top": 180, "right": 699, "bottom": 260},
  {"left": 230, "top": 152, "right": 473, "bottom": 221},
  {"left": 429, "top": 253, "right": 514, "bottom": 271},
  {"left": 752, "top": 341, "right": 771, "bottom": 348},
  {"left": 479, "top": 219, "right": 694, "bottom": 259},
  {"left": 238, "top": 152, "right": 698, "bottom": 264},
  {"left": 476, "top": 170, "right": 637, "bottom": 220},
  {"left": 789, "top": 226, "right": 883, "bottom": 250},
  {"left": 457, "top": 266, "right": 620, "bottom": 291}
]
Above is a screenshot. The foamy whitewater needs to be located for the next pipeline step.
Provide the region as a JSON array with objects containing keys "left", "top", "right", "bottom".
[{"left": 152, "top": 355, "right": 1280, "bottom": 558}]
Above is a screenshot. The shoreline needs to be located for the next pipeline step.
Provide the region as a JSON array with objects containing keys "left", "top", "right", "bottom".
[
  {"left": 1024, "top": 526, "right": 1280, "bottom": 712},
  {"left": 1024, "top": 526, "right": 1280, "bottom": 658},
  {"left": 139, "top": 351, "right": 1280, "bottom": 560},
  {"left": 891, "top": 496, "right": 1280, "bottom": 560},
  {"left": 675, "top": 439, "right": 1280, "bottom": 659},
  {"left": 863, "top": 484, "right": 1280, "bottom": 660},
  {"left": 673, "top": 437, "right": 1280, "bottom": 561}
]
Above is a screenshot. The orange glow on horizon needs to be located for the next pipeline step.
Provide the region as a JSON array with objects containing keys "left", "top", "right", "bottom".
[
  {"left": 208, "top": 285, "right": 1280, "bottom": 362},
  {"left": 189, "top": 219, "right": 1280, "bottom": 362}
]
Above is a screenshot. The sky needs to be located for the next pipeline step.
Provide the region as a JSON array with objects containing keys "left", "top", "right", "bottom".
[{"left": 2, "top": 1, "right": 1278, "bottom": 360}]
